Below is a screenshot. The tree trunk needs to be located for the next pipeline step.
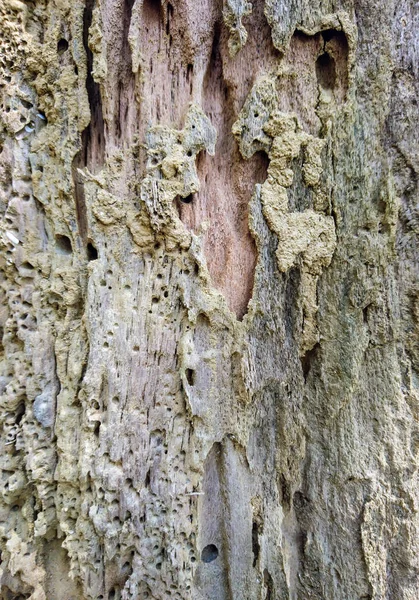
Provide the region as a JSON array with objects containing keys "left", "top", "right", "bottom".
[{"left": 1, "top": 0, "right": 418, "bottom": 598}]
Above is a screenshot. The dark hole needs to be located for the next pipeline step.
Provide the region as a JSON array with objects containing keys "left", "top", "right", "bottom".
[
  {"left": 55, "top": 234, "right": 73, "bottom": 255},
  {"left": 315, "top": 52, "right": 336, "bottom": 90},
  {"left": 201, "top": 544, "right": 218, "bottom": 563},
  {"left": 15, "top": 403, "right": 25, "bottom": 425},
  {"left": 165, "top": 2, "right": 172, "bottom": 35},
  {"left": 251, "top": 150, "right": 270, "bottom": 185},
  {"left": 87, "top": 242, "right": 98, "bottom": 261},
  {"left": 36, "top": 110, "right": 47, "bottom": 123},
  {"left": 81, "top": 0, "right": 105, "bottom": 167},
  {"left": 279, "top": 474, "right": 291, "bottom": 511},
  {"left": 57, "top": 38, "right": 69, "bottom": 54},
  {"left": 322, "top": 28, "right": 338, "bottom": 42},
  {"left": 296, "top": 529, "right": 307, "bottom": 556},
  {"left": 252, "top": 521, "right": 260, "bottom": 567},
  {"left": 185, "top": 368, "right": 195, "bottom": 386},
  {"left": 187, "top": 150, "right": 192, "bottom": 157},
  {"left": 300, "top": 342, "right": 320, "bottom": 382},
  {"left": 122, "top": 560, "right": 132, "bottom": 574},
  {"left": 20, "top": 261, "right": 34, "bottom": 270},
  {"left": 181, "top": 194, "right": 193, "bottom": 204},
  {"left": 93, "top": 422, "right": 100, "bottom": 437},
  {"left": 145, "top": 469, "right": 151, "bottom": 487}
]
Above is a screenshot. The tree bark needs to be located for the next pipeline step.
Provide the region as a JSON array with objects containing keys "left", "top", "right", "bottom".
[{"left": 0, "top": 0, "right": 418, "bottom": 599}]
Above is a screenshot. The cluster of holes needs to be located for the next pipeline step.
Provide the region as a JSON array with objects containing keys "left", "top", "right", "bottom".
[
  {"left": 146, "top": 258, "right": 178, "bottom": 314},
  {"left": 100, "top": 269, "right": 114, "bottom": 290},
  {"left": 72, "top": 257, "right": 202, "bottom": 588},
  {"left": 3, "top": 93, "right": 40, "bottom": 136}
]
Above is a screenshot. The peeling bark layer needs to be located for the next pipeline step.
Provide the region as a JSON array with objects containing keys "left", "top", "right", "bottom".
[{"left": 0, "top": 1, "right": 419, "bottom": 599}]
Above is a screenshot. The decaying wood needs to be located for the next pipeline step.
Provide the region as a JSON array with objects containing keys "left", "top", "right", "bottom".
[{"left": 0, "top": 0, "right": 418, "bottom": 598}]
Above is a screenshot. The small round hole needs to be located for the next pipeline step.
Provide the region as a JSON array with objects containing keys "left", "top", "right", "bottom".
[
  {"left": 201, "top": 544, "right": 218, "bottom": 563},
  {"left": 57, "top": 38, "right": 69, "bottom": 54}
]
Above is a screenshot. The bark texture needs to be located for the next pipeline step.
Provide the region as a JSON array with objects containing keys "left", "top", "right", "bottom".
[{"left": 0, "top": 0, "right": 418, "bottom": 599}]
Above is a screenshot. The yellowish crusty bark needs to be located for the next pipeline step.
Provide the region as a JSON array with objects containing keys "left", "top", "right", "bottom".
[{"left": 0, "top": 1, "right": 418, "bottom": 599}]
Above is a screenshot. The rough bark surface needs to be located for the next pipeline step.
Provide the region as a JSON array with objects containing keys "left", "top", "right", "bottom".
[{"left": 0, "top": 0, "right": 418, "bottom": 599}]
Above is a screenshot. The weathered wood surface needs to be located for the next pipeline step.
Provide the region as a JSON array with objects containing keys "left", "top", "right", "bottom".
[{"left": 0, "top": 0, "right": 418, "bottom": 598}]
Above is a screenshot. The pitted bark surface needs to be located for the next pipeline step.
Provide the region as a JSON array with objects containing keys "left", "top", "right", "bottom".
[{"left": 1, "top": 1, "right": 419, "bottom": 599}]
